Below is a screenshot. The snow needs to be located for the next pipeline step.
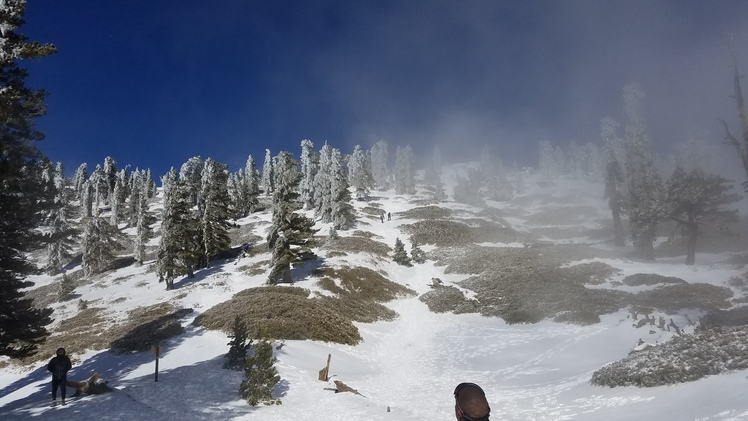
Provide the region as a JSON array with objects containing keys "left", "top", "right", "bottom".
[{"left": 2, "top": 170, "right": 748, "bottom": 420}]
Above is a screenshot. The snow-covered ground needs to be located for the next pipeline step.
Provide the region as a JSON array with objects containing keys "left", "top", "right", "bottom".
[{"left": 2, "top": 169, "right": 747, "bottom": 420}]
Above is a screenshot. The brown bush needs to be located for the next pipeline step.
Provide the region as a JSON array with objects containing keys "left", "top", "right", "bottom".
[
  {"left": 419, "top": 286, "right": 478, "bottom": 314},
  {"left": 634, "top": 283, "right": 733, "bottom": 314},
  {"left": 559, "top": 262, "right": 621, "bottom": 285},
  {"left": 623, "top": 273, "right": 687, "bottom": 286},
  {"left": 193, "top": 286, "right": 362, "bottom": 345},
  {"left": 398, "top": 206, "right": 452, "bottom": 220},
  {"left": 313, "top": 266, "right": 415, "bottom": 302}
]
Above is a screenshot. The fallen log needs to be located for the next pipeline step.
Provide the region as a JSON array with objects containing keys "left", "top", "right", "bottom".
[{"left": 66, "top": 372, "right": 112, "bottom": 396}]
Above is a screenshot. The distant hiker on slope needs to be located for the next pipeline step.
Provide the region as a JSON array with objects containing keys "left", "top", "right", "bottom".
[
  {"left": 454, "top": 382, "right": 490, "bottom": 421},
  {"left": 48, "top": 347, "right": 72, "bottom": 406}
]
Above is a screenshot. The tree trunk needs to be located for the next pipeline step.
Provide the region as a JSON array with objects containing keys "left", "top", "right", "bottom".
[
  {"left": 685, "top": 221, "right": 698, "bottom": 265},
  {"left": 612, "top": 208, "right": 625, "bottom": 247}
]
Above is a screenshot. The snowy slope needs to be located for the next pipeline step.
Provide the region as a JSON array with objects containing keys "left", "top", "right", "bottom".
[{"left": 2, "top": 168, "right": 748, "bottom": 420}]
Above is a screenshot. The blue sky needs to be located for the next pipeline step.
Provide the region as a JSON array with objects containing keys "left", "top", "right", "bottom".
[{"left": 22, "top": 0, "right": 748, "bottom": 178}]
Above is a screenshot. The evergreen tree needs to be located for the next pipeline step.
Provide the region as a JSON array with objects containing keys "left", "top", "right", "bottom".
[
  {"left": 370, "top": 140, "right": 389, "bottom": 190},
  {"left": 312, "top": 143, "right": 333, "bottom": 222},
  {"left": 89, "top": 164, "right": 108, "bottom": 212},
  {"left": 81, "top": 215, "right": 124, "bottom": 277},
  {"left": 664, "top": 168, "right": 740, "bottom": 265},
  {"left": 480, "top": 144, "right": 512, "bottom": 201},
  {"left": 133, "top": 178, "right": 155, "bottom": 265},
  {"left": 157, "top": 168, "right": 198, "bottom": 289},
  {"left": 266, "top": 151, "right": 317, "bottom": 284},
  {"left": 72, "top": 162, "right": 88, "bottom": 199},
  {"left": 179, "top": 156, "right": 204, "bottom": 208},
  {"left": 45, "top": 178, "right": 78, "bottom": 275},
  {"left": 410, "top": 239, "right": 426, "bottom": 264},
  {"left": 81, "top": 179, "right": 94, "bottom": 217},
  {"left": 623, "top": 83, "right": 662, "bottom": 260},
  {"left": 392, "top": 238, "right": 412, "bottom": 266},
  {"left": 261, "top": 148, "right": 274, "bottom": 195},
  {"left": 102, "top": 156, "right": 117, "bottom": 199},
  {"left": 0, "top": 0, "right": 56, "bottom": 358},
  {"left": 348, "top": 144, "right": 373, "bottom": 200},
  {"left": 240, "top": 339, "right": 281, "bottom": 406},
  {"left": 299, "top": 139, "right": 318, "bottom": 208},
  {"left": 538, "top": 140, "right": 558, "bottom": 178},
  {"left": 224, "top": 315, "right": 252, "bottom": 370},
  {"left": 393, "top": 145, "right": 416, "bottom": 194},
  {"left": 330, "top": 147, "right": 356, "bottom": 230},
  {"left": 245, "top": 154, "right": 260, "bottom": 211},
  {"left": 453, "top": 168, "right": 484, "bottom": 207},
  {"left": 601, "top": 117, "right": 627, "bottom": 247},
  {"left": 57, "top": 273, "right": 75, "bottom": 302},
  {"left": 199, "top": 158, "right": 232, "bottom": 266}
]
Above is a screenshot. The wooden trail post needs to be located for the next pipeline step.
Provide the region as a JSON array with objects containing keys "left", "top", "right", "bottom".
[
  {"left": 152, "top": 345, "right": 162, "bottom": 382},
  {"left": 318, "top": 353, "right": 331, "bottom": 381}
]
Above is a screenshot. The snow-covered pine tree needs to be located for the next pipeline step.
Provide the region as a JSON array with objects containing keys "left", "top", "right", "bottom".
[
  {"left": 410, "top": 239, "right": 426, "bottom": 264},
  {"left": 240, "top": 339, "right": 281, "bottom": 406},
  {"left": 103, "top": 156, "right": 117, "bottom": 198},
  {"left": 330, "top": 147, "right": 356, "bottom": 230},
  {"left": 157, "top": 168, "right": 199, "bottom": 289},
  {"left": 227, "top": 170, "right": 245, "bottom": 219},
  {"left": 601, "top": 117, "right": 627, "bottom": 247},
  {"left": 393, "top": 145, "right": 416, "bottom": 194},
  {"left": 245, "top": 154, "right": 260, "bottom": 212},
  {"left": 312, "top": 143, "right": 333, "bottom": 222},
  {"left": 300, "top": 139, "right": 318, "bottom": 209},
  {"left": 266, "top": 151, "right": 317, "bottom": 284},
  {"left": 89, "top": 164, "right": 108, "bottom": 212},
  {"left": 261, "top": 148, "right": 274, "bottom": 196},
  {"left": 347, "top": 144, "right": 373, "bottom": 200},
  {"left": 453, "top": 168, "right": 484, "bottom": 207},
  {"left": 392, "top": 238, "right": 412, "bottom": 266},
  {"left": 0, "top": 0, "right": 56, "bottom": 358},
  {"left": 81, "top": 180, "right": 94, "bottom": 217},
  {"left": 45, "top": 177, "right": 78, "bottom": 275},
  {"left": 133, "top": 176, "right": 155, "bottom": 265},
  {"left": 109, "top": 171, "right": 127, "bottom": 226},
  {"left": 664, "top": 167, "right": 740, "bottom": 265},
  {"left": 199, "top": 158, "right": 232, "bottom": 267},
  {"left": 81, "top": 215, "right": 124, "bottom": 277},
  {"left": 370, "top": 140, "right": 389, "bottom": 190},
  {"left": 72, "top": 162, "right": 88, "bottom": 199},
  {"left": 623, "top": 83, "right": 663, "bottom": 260},
  {"left": 224, "top": 315, "right": 252, "bottom": 370},
  {"left": 179, "top": 156, "right": 204, "bottom": 208},
  {"left": 480, "top": 144, "right": 512, "bottom": 201}
]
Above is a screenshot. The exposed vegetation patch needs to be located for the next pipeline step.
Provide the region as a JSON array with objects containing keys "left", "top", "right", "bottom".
[
  {"left": 110, "top": 304, "right": 193, "bottom": 354},
  {"left": 553, "top": 311, "right": 601, "bottom": 325},
  {"left": 243, "top": 261, "right": 269, "bottom": 277},
  {"left": 633, "top": 283, "right": 732, "bottom": 314},
  {"left": 724, "top": 253, "right": 748, "bottom": 266},
  {"left": 360, "top": 206, "right": 384, "bottom": 217},
  {"left": 351, "top": 230, "right": 382, "bottom": 240},
  {"left": 313, "top": 266, "right": 415, "bottom": 302},
  {"left": 558, "top": 262, "right": 621, "bottom": 285},
  {"left": 193, "top": 286, "right": 362, "bottom": 345},
  {"left": 403, "top": 219, "right": 524, "bottom": 247},
  {"left": 398, "top": 206, "right": 452, "bottom": 220},
  {"left": 316, "top": 296, "right": 398, "bottom": 323},
  {"left": 419, "top": 286, "right": 478, "bottom": 314},
  {"left": 622, "top": 273, "right": 687, "bottom": 286},
  {"left": 20, "top": 307, "right": 109, "bottom": 365},
  {"left": 321, "top": 236, "right": 391, "bottom": 258},
  {"left": 590, "top": 325, "right": 748, "bottom": 387}
]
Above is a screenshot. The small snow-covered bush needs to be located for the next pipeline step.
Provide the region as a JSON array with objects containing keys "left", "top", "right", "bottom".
[
  {"left": 558, "top": 262, "right": 621, "bottom": 285},
  {"left": 419, "top": 286, "right": 478, "bottom": 314},
  {"left": 398, "top": 205, "right": 452, "bottom": 220},
  {"left": 622, "top": 273, "right": 686, "bottom": 286},
  {"left": 591, "top": 325, "right": 748, "bottom": 387}
]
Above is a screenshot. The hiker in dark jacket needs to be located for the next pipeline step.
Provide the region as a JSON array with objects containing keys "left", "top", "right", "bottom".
[
  {"left": 47, "top": 347, "right": 72, "bottom": 405},
  {"left": 454, "top": 382, "right": 490, "bottom": 421}
]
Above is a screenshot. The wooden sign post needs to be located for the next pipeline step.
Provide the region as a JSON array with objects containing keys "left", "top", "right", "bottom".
[
  {"left": 318, "top": 353, "right": 331, "bottom": 381},
  {"left": 151, "top": 345, "right": 162, "bottom": 382}
]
